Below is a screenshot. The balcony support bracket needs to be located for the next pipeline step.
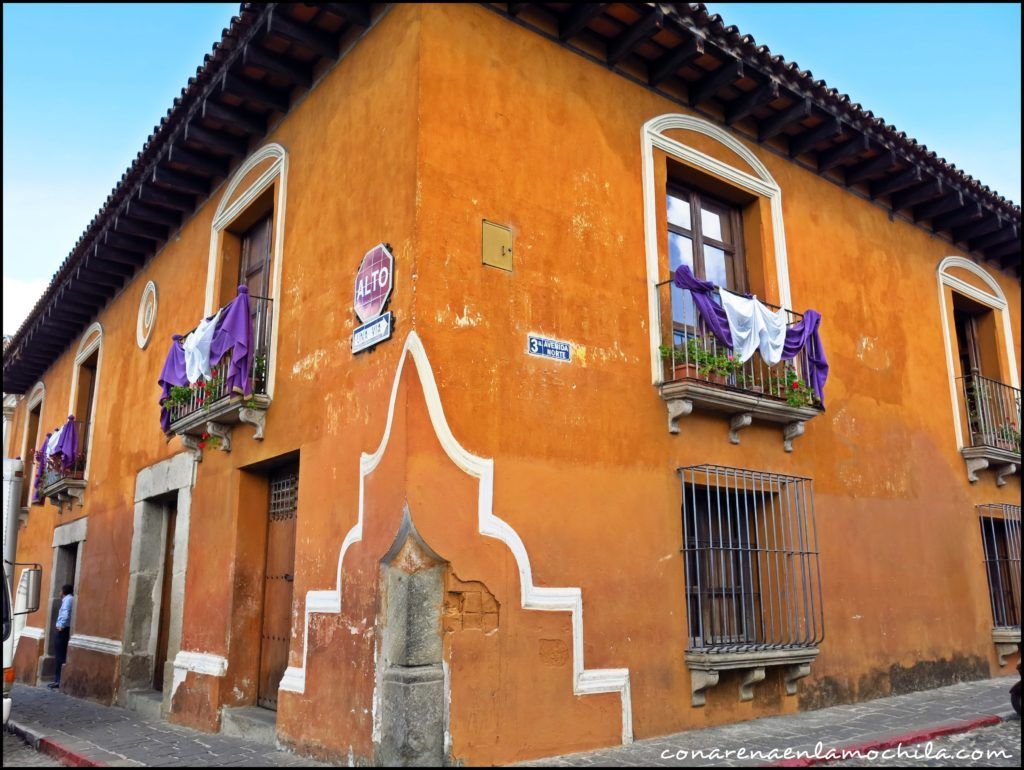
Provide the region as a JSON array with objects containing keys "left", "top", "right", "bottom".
[
  {"left": 238, "top": 407, "right": 267, "bottom": 440},
  {"left": 729, "top": 413, "right": 753, "bottom": 444},
  {"left": 685, "top": 648, "right": 819, "bottom": 707},
  {"left": 667, "top": 398, "right": 694, "bottom": 434},
  {"left": 995, "top": 462, "right": 1018, "bottom": 487},
  {"left": 993, "top": 628, "right": 1021, "bottom": 667},
  {"left": 180, "top": 435, "right": 204, "bottom": 462},
  {"left": 962, "top": 446, "right": 1021, "bottom": 486},
  {"left": 739, "top": 666, "right": 766, "bottom": 701},
  {"left": 783, "top": 421, "right": 805, "bottom": 452},
  {"left": 205, "top": 421, "right": 233, "bottom": 453}
]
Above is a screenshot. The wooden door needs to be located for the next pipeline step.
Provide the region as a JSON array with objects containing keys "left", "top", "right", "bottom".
[
  {"left": 240, "top": 216, "right": 273, "bottom": 357},
  {"left": 258, "top": 466, "right": 298, "bottom": 710},
  {"left": 153, "top": 505, "right": 177, "bottom": 691}
]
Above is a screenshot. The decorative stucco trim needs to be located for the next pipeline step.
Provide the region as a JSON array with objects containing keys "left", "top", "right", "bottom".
[
  {"left": 52, "top": 516, "right": 88, "bottom": 548},
  {"left": 204, "top": 142, "right": 288, "bottom": 399},
  {"left": 69, "top": 634, "right": 123, "bottom": 656},
  {"left": 19, "top": 382, "right": 45, "bottom": 474},
  {"left": 136, "top": 281, "right": 158, "bottom": 350},
  {"left": 936, "top": 256, "right": 1019, "bottom": 450},
  {"left": 641, "top": 113, "right": 792, "bottom": 384},
  {"left": 18, "top": 626, "right": 45, "bottom": 640},
  {"left": 279, "top": 330, "right": 635, "bottom": 744},
  {"left": 67, "top": 322, "right": 104, "bottom": 481},
  {"left": 170, "top": 650, "right": 229, "bottom": 702}
]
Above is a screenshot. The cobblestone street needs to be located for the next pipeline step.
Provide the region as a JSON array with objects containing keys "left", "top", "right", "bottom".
[
  {"left": 2, "top": 677, "right": 1020, "bottom": 766},
  {"left": 521, "top": 677, "right": 1021, "bottom": 767}
]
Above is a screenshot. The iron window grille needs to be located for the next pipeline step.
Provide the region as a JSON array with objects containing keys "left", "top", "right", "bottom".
[
  {"left": 679, "top": 464, "right": 824, "bottom": 653},
  {"left": 978, "top": 504, "right": 1021, "bottom": 630}
]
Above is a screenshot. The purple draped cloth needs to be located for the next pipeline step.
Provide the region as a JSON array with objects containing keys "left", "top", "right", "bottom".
[
  {"left": 52, "top": 415, "right": 80, "bottom": 471},
  {"left": 672, "top": 264, "right": 830, "bottom": 406},
  {"left": 158, "top": 334, "right": 188, "bottom": 433},
  {"left": 209, "top": 286, "right": 253, "bottom": 398},
  {"left": 32, "top": 434, "right": 50, "bottom": 503}
]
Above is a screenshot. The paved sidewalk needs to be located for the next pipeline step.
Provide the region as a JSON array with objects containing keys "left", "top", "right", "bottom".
[
  {"left": 5, "top": 683, "right": 323, "bottom": 767},
  {"left": 520, "top": 677, "right": 1021, "bottom": 767}
]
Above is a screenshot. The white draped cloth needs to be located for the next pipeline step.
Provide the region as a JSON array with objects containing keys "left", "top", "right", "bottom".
[
  {"left": 183, "top": 309, "right": 222, "bottom": 384},
  {"left": 719, "top": 290, "right": 788, "bottom": 365},
  {"left": 45, "top": 427, "right": 63, "bottom": 457}
]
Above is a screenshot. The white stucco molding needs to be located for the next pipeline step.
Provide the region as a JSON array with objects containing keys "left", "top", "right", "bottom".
[
  {"left": 936, "top": 256, "right": 1019, "bottom": 449},
  {"left": 170, "top": 650, "right": 230, "bottom": 701},
  {"left": 279, "top": 330, "right": 634, "bottom": 744},
  {"left": 641, "top": 113, "right": 793, "bottom": 384},
  {"left": 65, "top": 322, "right": 104, "bottom": 481},
  {"left": 68, "top": 634, "right": 123, "bottom": 656},
  {"left": 18, "top": 626, "right": 45, "bottom": 640},
  {"left": 19, "top": 382, "right": 46, "bottom": 467},
  {"left": 204, "top": 142, "right": 289, "bottom": 399}
]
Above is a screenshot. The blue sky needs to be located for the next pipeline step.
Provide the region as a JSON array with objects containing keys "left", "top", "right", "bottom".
[{"left": 3, "top": 3, "right": 1021, "bottom": 335}]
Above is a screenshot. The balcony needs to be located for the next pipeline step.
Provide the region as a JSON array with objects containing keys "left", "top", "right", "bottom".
[
  {"left": 38, "top": 421, "right": 89, "bottom": 511},
  {"left": 656, "top": 280, "right": 824, "bottom": 451},
  {"left": 958, "top": 374, "right": 1021, "bottom": 486},
  {"left": 164, "top": 296, "right": 272, "bottom": 452}
]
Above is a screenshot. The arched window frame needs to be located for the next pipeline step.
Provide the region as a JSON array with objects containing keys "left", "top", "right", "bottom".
[
  {"left": 936, "top": 256, "right": 1019, "bottom": 450},
  {"left": 19, "top": 381, "right": 46, "bottom": 465},
  {"left": 203, "top": 143, "right": 289, "bottom": 399},
  {"left": 641, "top": 114, "right": 793, "bottom": 384},
  {"left": 68, "top": 322, "right": 103, "bottom": 480}
]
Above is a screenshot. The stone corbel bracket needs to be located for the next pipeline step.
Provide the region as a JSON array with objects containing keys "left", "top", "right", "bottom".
[
  {"left": 992, "top": 628, "right": 1021, "bottom": 667},
  {"left": 238, "top": 407, "right": 266, "bottom": 440},
  {"left": 962, "top": 447, "right": 1020, "bottom": 486},
  {"left": 180, "top": 435, "right": 203, "bottom": 462},
  {"left": 667, "top": 399, "right": 693, "bottom": 434},
  {"left": 205, "top": 421, "right": 232, "bottom": 452},
  {"left": 685, "top": 647, "right": 819, "bottom": 707},
  {"left": 783, "top": 421, "right": 805, "bottom": 453}
]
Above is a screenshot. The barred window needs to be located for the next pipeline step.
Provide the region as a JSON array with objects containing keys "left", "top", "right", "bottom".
[
  {"left": 979, "top": 504, "right": 1021, "bottom": 630},
  {"left": 679, "top": 465, "right": 824, "bottom": 652}
]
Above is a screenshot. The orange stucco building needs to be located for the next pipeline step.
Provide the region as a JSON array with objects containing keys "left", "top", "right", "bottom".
[{"left": 2, "top": 3, "right": 1021, "bottom": 765}]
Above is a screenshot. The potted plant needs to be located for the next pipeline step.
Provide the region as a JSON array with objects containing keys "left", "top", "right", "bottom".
[{"left": 996, "top": 423, "right": 1021, "bottom": 453}]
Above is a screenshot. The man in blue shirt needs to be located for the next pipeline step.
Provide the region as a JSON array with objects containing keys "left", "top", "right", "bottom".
[{"left": 48, "top": 585, "right": 73, "bottom": 689}]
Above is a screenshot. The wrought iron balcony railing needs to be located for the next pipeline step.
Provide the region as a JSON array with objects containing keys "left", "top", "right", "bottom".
[
  {"left": 657, "top": 280, "right": 819, "bottom": 408},
  {"left": 959, "top": 374, "right": 1022, "bottom": 455},
  {"left": 165, "top": 296, "right": 272, "bottom": 433},
  {"left": 38, "top": 420, "right": 90, "bottom": 509}
]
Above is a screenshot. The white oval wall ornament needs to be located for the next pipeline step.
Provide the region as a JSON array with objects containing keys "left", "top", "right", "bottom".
[{"left": 137, "top": 281, "right": 158, "bottom": 349}]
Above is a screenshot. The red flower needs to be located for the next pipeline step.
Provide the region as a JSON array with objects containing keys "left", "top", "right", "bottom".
[
  {"left": 791, "top": 380, "right": 800, "bottom": 390},
  {"left": 198, "top": 441, "right": 206, "bottom": 450},
  {"left": 201, "top": 431, "right": 210, "bottom": 440},
  {"left": 198, "top": 381, "right": 206, "bottom": 389}
]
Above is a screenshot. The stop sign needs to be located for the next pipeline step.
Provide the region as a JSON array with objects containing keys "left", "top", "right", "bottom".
[{"left": 353, "top": 243, "right": 394, "bottom": 324}]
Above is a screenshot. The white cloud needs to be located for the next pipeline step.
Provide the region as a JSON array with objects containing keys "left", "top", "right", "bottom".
[{"left": 3, "top": 276, "right": 49, "bottom": 337}]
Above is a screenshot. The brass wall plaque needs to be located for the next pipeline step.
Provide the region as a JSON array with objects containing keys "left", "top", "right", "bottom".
[{"left": 482, "top": 220, "right": 513, "bottom": 271}]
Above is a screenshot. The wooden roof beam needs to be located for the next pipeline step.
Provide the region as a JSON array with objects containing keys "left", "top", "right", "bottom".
[
  {"left": 137, "top": 183, "right": 196, "bottom": 213},
  {"left": 559, "top": 3, "right": 608, "bottom": 41},
  {"left": 844, "top": 151, "right": 896, "bottom": 186},
  {"left": 953, "top": 215, "right": 1003, "bottom": 244},
  {"left": 891, "top": 179, "right": 944, "bottom": 211},
  {"left": 168, "top": 145, "right": 229, "bottom": 177},
  {"left": 607, "top": 8, "right": 663, "bottom": 66},
  {"left": 988, "top": 239, "right": 1021, "bottom": 260},
  {"left": 322, "top": 3, "right": 372, "bottom": 28},
  {"left": 932, "top": 202, "right": 983, "bottom": 231},
  {"left": 184, "top": 123, "right": 249, "bottom": 157},
  {"left": 817, "top": 135, "right": 869, "bottom": 173},
  {"left": 113, "top": 215, "right": 167, "bottom": 243},
  {"left": 869, "top": 165, "right": 922, "bottom": 199},
  {"left": 267, "top": 10, "right": 339, "bottom": 60},
  {"left": 788, "top": 117, "right": 840, "bottom": 158},
  {"left": 757, "top": 97, "right": 811, "bottom": 142},
  {"left": 94, "top": 244, "right": 145, "bottom": 266},
  {"left": 125, "top": 200, "right": 182, "bottom": 229},
  {"left": 243, "top": 44, "right": 313, "bottom": 88},
  {"left": 221, "top": 73, "right": 291, "bottom": 112},
  {"left": 201, "top": 99, "right": 267, "bottom": 136},
  {"left": 913, "top": 191, "right": 964, "bottom": 222},
  {"left": 972, "top": 224, "right": 1018, "bottom": 252},
  {"left": 152, "top": 165, "right": 211, "bottom": 196},
  {"left": 648, "top": 34, "right": 704, "bottom": 86},
  {"left": 689, "top": 60, "right": 743, "bottom": 107},
  {"left": 88, "top": 256, "right": 137, "bottom": 276},
  {"left": 725, "top": 79, "right": 779, "bottom": 126},
  {"left": 103, "top": 230, "right": 153, "bottom": 254}
]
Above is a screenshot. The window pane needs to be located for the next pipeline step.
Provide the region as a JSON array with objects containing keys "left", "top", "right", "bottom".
[
  {"left": 703, "top": 244, "right": 729, "bottom": 289},
  {"left": 701, "top": 208, "right": 723, "bottom": 242},
  {"left": 667, "top": 193, "right": 691, "bottom": 230},
  {"left": 669, "top": 233, "right": 696, "bottom": 328}
]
